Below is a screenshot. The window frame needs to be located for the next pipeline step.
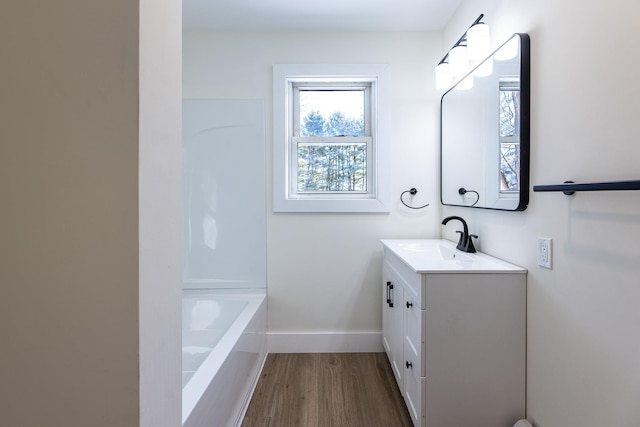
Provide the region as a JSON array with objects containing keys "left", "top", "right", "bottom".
[
  {"left": 291, "top": 81, "right": 372, "bottom": 197},
  {"left": 273, "top": 64, "right": 390, "bottom": 213}
]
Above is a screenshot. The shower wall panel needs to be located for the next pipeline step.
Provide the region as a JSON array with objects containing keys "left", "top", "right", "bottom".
[{"left": 182, "top": 100, "right": 266, "bottom": 289}]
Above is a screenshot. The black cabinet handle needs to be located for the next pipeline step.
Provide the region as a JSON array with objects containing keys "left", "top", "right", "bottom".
[
  {"left": 406, "top": 301, "right": 413, "bottom": 308},
  {"left": 386, "top": 281, "right": 390, "bottom": 304},
  {"left": 406, "top": 361, "right": 413, "bottom": 369}
]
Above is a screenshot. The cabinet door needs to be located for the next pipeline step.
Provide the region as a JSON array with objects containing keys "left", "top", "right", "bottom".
[
  {"left": 403, "top": 289, "right": 424, "bottom": 426},
  {"left": 403, "top": 338, "right": 423, "bottom": 426},
  {"left": 382, "top": 265, "right": 404, "bottom": 388}
]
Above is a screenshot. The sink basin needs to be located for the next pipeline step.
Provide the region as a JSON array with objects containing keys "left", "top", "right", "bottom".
[
  {"left": 396, "top": 241, "right": 473, "bottom": 261},
  {"left": 382, "top": 239, "right": 525, "bottom": 273}
]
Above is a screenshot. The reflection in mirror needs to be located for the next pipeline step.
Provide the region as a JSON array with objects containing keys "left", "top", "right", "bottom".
[{"left": 441, "top": 33, "right": 530, "bottom": 211}]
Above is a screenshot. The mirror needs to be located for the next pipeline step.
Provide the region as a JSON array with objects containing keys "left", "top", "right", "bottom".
[{"left": 441, "top": 33, "right": 530, "bottom": 211}]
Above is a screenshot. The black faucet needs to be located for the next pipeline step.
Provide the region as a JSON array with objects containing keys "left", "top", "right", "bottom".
[{"left": 441, "top": 216, "right": 477, "bottom": 253}]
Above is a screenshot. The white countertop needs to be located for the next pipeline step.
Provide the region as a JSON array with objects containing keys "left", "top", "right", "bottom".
[{"left": 381, "top": 239, "right": 527, "bottom": 274}]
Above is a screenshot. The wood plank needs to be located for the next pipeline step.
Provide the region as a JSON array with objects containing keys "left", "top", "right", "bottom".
[{"left": 242, "top": 353, "right": 413, "bottom": 427}]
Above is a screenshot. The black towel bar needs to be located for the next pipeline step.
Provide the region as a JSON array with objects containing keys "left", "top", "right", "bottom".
[{"left": 533, "top": 180, "right": 640, "bottom": 195}]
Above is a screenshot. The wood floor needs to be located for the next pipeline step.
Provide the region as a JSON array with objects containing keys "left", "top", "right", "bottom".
[{"left": 241, "top": 353, "right": 413, "bottom": 427}]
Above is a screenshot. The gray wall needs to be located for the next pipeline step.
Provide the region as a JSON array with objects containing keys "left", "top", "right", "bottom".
[{"left": 0, "top": 1, "right": 182, "bottom": 426}]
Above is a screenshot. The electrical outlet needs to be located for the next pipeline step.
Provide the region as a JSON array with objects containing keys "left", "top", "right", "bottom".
[{"left": 537, "top": 237, "right": 552, "bottom": 269}]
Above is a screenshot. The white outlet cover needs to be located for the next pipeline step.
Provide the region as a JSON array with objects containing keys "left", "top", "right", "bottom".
[{"left": 537, "top": 237, "right": 552, "bottom": 269}]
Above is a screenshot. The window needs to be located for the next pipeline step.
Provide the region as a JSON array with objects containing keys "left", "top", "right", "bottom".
[
  {"left": 294, "top": 83, "right": 370, "bottom": 194},
  {"left": 499, "top": 79, "right": 521, "bottom": 193},
  {"left": 273, "top": 64, "right": 390, "bottom": 212}
]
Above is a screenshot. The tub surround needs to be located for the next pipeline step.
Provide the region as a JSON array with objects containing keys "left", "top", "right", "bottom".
[{"left": 181, "top": 98, "right": 267, "bottom": 426}]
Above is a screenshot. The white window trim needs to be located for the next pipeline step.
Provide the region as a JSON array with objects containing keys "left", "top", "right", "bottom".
[{"left": 273, "top": 64, "right": 391, "bottom": 213}]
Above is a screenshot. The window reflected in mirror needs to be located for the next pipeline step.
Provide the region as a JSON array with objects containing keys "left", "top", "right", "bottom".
[{"left": 499, "top": 81, "right": 521, "bottom": 192}]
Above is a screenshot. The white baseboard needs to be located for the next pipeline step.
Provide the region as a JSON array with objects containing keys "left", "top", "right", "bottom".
[{"left": 267, "top": 331, "right": 383, "bottom": 353}]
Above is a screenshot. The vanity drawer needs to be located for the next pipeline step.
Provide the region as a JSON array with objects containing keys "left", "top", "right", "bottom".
[{"left": 383, "top": 247, "right": 422, "bottom": 308}]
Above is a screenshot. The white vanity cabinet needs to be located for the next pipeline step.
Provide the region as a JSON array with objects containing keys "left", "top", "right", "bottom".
[{"left": 381, "top": 239, "right": 527, "bottom": 427}]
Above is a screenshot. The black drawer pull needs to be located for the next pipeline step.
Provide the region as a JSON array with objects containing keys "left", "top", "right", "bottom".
[
  {"left": 386, "top": 281, "right": 394, "bottom": 307},
  {"left": 406, "top": 301, "right": 413, "bottom": 308},
  {"left": 406, "top": 361, "right": 413, "bottom": 369}
]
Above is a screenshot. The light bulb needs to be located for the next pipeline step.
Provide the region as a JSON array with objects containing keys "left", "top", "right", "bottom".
[
  {"left": 455, "top": 75, "right": 473, "bottom": 90},
  {"left": 448, "top": 45, "right": 470, "bottom": 78},
  {"left": 435, "top": 62, "right": 453, "bottom": 90},
  {"left": 494, "top": 36, "right": 519, "bottom": 61},
  {"left": 473, "top": 58, "right": 493, "bottom": 77},
  {"left": 466, "top": 23, "right": 491, "bottom": 61}
]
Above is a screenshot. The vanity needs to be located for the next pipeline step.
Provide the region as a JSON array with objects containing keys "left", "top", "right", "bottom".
[{"left": 381, "top": 239, "right": 526, "bottom": 426}]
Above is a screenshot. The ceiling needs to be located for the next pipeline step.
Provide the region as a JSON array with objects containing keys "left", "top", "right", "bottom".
[{"left": 183, "top": 0, "right": 463, "bottom": 32}]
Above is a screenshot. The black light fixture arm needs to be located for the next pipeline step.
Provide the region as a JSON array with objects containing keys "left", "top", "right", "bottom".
[{"left": 437, "top": 13, "right": 485, "bottom": 65}]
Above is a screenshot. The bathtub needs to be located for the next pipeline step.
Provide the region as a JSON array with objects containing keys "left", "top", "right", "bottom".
[{"left": 182, "top": 290, "right": 267, "bottom": 427}]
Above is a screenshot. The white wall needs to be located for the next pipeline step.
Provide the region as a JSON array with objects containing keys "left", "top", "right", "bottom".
[
  {"left": 443, "top": 1, "right": 640, "bottom": 425},
  {"left": 140, "top": 0, "right": 182, "bottom": 425},
  {"left": 0, "top": 1, "right": 181, "bottom": 426},
  {"left": 183, "top": 32, "right": 442, "bottom": 337}
]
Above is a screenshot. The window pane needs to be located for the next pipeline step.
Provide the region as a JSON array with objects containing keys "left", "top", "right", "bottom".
[
  {"left": 299, "top": 90, "right": 365, "bottom": 137},
  {"left": 500, "top": 143, "right": 520, "bottom": 191},
  {"left": 499, "top": 89, "right": 520, "bottom": 138},
  {"left": 297, "top": 143, "right": 367, "bottom": 192}
]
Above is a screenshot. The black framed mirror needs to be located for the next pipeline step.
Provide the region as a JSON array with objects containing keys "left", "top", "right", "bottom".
[{"left": 441, "top": 33, "right": 530, "bottom": 211}]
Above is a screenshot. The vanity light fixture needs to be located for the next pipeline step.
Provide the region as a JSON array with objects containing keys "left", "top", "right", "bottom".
[
  {"left": 494, "top": 35, "right": 519, "bottom": 60},
  {"left": 448, "top": 44, "right": 470, "bottom": 78},
  {"left": 434, "top": 62, "right": 453, "bottom": 90},
  {"left": 435, "top": 14, "right": 491, "bottom": 90},
  {"left": 467, "top": 21, "right": 491, "bottom": 60},
  {"left": 473, "top": 58, "right": 493, "bottom": 77}
]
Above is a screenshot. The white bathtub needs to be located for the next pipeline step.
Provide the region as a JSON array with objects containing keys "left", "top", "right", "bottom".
[{"left": 182, "top": 290, "right": 267, "bottom": 427}]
